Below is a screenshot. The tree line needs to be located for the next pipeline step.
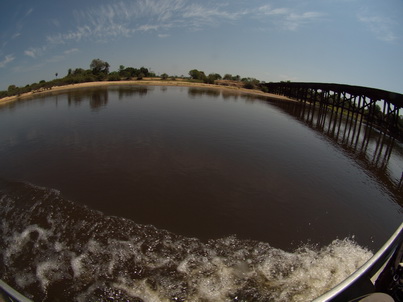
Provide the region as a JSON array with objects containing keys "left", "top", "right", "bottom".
[
  {"left": 188, "top": 69, "right": 265, "bottom": 90},
  {"left": 0, "top": 59, "right": 154, "bottom": 99},
  {"left": 0, "top": 59, "right": 269, "bottom": 99}
]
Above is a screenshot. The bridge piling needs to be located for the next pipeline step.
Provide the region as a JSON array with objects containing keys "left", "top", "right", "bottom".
[{"left": 263, "top": 82, "right": 402, "bottom": 142}]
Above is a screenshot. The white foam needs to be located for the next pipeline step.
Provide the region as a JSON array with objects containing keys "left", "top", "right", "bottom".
[
  {"left": 36, "top": 260, "right": 60, "bottom": 292},
  {"left": 0, "top": 184, "right": 374, "bottom": 302},
  {"left": 256, "top": 239, "right": 372, "bottom": 301},
  {"left": 54, "top": 241, "right": 63, "bottom": 252},
  {"left": 195, "top": 257, "right": 237, "bottom": 301},
  {"left": 71, "top": 254, "right": 85, "bottom": 278},
  {"left": 4, "top": 225, "right": 49, "bottom": 261},
  {"left": 112, "top": 278, "right": 168, "bottom": 302},
  {"left": 15, "top": 273, "right": 36, "bottom": 288}
]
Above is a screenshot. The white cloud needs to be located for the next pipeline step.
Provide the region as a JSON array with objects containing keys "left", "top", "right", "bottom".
[
  {"left": 64, "top": 48, "right": 79, "bottom": 55},
  {"left": 0, "top": 54, "right": 15, "bottom": 68},
  {"left": 45, "top": 0, "right": 249, "bottom": 45},
  {"left": 284, "top": 11, "right": 324, "bottom": 31},
  {"left": 357, "top": 13, "right": 398, "bottom": 42},
  {"left": 136, "top": 24, "right": 161, "bottom": 32},
  {"left": 24, "top": 49, "right": 36, "bottom": 58},
  {"left": 24, "top": 47, "right": 47, "bottom": 58},
  {"left": 182, "top": 4, "right": 242, "bottom": 20},
  {"left": 259, "top": 5, "right": 289, "bottom": 16},
  {"left": 47, "top": 26, "right": 92, "bottom": 44},
  {"left": 29, "top": 0, "right": 325, "bottom": 61},
  {"left": 257, "top": 5, "right": 324, "bottom": 31}
]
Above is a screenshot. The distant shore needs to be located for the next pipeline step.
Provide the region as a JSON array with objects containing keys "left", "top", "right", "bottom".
[{"left": 0, "top": 79, "right": 292, "bottom": 105}]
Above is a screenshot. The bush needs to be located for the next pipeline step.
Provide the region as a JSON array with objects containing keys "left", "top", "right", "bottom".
[
  {"left": 260, "top": 85, "right": 269, "bottom": 93},
  {"left": 242, "top": 77, "right": 260, "bottom": 89},
  {"left": 108, "top": 72, "right": 121, "bottom": 81},
  {"left": 243, "top": 82, "right": 254, "bottom": 89}
]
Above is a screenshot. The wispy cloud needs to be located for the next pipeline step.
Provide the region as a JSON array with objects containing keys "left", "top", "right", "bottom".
[
  {"left": 285, "top": 11, "right": 324, "bottom": 31},
  {"left": 64, "top": 48, "right": 79, "bottom": 55},
  {"left": 24, "top": 49, "right": 36, "bottom": 58},
  {"left": 45, "top": 0, "right": 252, "bottom": 44},
  {"left": 24, "top": 46, "right": 47, "bottom": 58},
  {"left": 182, "top": 3, "right": 245, "bottom": 21},
  {"left": 31, "top": 1, "right": 325, "bottom": 59},
  {"left": 0, "top": 54, "right": 15, "bottom": 68},
  {"left": 357, "top": 12, "right": 398, "bottom": 42},
  {"left": 257, "top": 5, "right": 324, "bottom": 30}
]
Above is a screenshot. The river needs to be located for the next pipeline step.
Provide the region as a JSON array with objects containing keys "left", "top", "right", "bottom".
[{"left": 0, "top": 85, "right": 401, "bottom": 301}]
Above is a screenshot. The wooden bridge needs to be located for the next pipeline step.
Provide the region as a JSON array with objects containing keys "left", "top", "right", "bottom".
[{"left": 262, "top": 82, "right": 403, "bottom": 141}]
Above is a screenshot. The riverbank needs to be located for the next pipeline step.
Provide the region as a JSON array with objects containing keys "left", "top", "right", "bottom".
[{"left": 0, "top": 79, "right": 292, "bottom": 105}]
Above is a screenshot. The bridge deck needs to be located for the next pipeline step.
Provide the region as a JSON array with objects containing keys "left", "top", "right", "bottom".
[{"left": 264, "top": 82, "right": 403, "bottom": 108}]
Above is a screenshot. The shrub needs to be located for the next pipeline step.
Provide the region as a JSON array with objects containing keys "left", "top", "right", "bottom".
[{"left": 108, "top": 72, "right": 121, "bottom": 81}]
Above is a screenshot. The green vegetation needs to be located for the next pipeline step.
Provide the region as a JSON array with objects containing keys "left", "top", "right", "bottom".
[
  {"left": 0, "top": 60, "right": 270, "bottom": 100},
  {"left": 0, "top": 59, "right": 157, "bottom": 99}
]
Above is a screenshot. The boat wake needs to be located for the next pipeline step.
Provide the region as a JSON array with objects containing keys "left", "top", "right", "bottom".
[{"left": 0, "top": 180, "right": 372, "bottom": 302}]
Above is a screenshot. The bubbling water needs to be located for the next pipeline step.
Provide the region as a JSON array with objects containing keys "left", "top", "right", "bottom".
[{"left": 0, "top": 180, "right": 372, "bottom": 301}]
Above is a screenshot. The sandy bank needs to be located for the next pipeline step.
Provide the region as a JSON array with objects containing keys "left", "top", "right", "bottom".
[{"left": 0, "top": 80, "right": 292, "bottom": 105}]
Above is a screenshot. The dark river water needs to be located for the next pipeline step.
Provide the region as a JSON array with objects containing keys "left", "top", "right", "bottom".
[{"left": 0, "top": 85, "right": 401, "bottom": 301}]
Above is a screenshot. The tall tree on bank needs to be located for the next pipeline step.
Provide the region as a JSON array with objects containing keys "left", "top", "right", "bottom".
[
  {"left": 90, "top": 59, "right": 110, "bottom": 77},
  {"left": 189, "top": 69, "right": 206, "bottom": 81}
]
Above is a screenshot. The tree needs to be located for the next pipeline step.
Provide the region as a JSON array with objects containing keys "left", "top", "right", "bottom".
[
  {"left": 139, "top": 67, "right": 149, "bottom": 77},
  {"left": 241, "top": 77, "right": 260, "bottom": 89},
  {"left": 73, "top": 68, "right": 86, "bottom": 75},
  {"left": 223, "top": 74, "right": 232, "bottom": 80},
  {"left": 205, "top": 73, "right": 222, "bottom": 84},
  {"left": 121, "top": 67, "right": 136, "bottom": 79},
  {"left": 8, "top": 85, "right": 17, "bottom": 93},
  {"left": 90, "top": 59, "right": 110, "bottom": 75},
  {"left": 161, "top": 73, "right": 169, "bottom": 80},
  {"left": 189, "top": 69, "right": 206, "bottom": 81}
]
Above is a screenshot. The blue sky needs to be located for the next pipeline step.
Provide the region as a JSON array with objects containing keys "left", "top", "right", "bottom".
[{"left": 1, "top": 0, "right": 402, "bottom": 93}]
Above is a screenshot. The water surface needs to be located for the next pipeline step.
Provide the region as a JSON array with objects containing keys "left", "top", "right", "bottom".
[{"left": 0, "top": 85, "right": 401, "bottom": 301}]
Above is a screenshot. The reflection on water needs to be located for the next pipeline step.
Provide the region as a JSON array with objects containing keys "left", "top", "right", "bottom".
[
  {"left": 66, "top": 86, "right": 149, "bottom": 110},
  {"left": 188, "top": 87, "right": 221, "bottom": 98},
  {"left": 267, "top": 97, "right": 403, "bottom": 201}
]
